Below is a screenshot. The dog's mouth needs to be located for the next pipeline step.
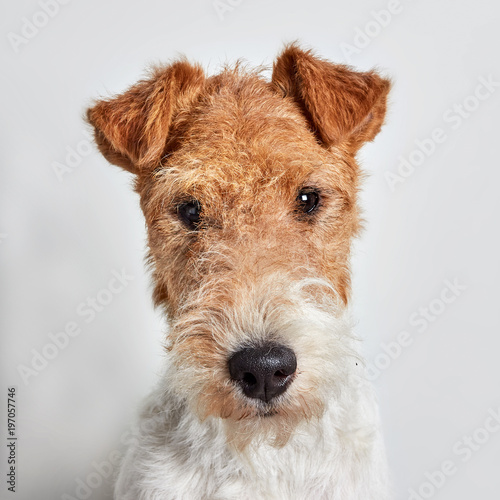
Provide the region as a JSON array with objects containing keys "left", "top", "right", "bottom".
[{"left": 257, "top": 408, "right": 278, "bottom": 418}]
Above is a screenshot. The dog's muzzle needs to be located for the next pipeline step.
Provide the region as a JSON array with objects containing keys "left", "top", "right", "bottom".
[{"left": 228, "top": 344, "right": 297, "bottom": 403}]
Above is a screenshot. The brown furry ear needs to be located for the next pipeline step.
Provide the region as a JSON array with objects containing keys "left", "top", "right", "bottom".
[
  {"left": 87, "top": 60, "right": 205, "bottom": 174},
  {"left": 272, "top": 44, "right": 390, "bottom": 152}
]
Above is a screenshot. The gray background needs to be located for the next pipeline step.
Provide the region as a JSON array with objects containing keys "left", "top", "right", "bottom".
[{"left": 1, "top": 0, "right": 499, "bottom": 499}]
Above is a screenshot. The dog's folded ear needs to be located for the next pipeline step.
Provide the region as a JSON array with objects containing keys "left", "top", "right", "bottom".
[
  {"left": 87, "top": 60, "right": 205, "bottom": 174},
  {"left": 272, "top": 44, "right": 391, "bottom": 153}
]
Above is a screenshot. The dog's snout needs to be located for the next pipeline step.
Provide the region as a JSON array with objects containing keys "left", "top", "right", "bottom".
[{"left": 228, "top": 344, "right": 297, "bottom": 403}]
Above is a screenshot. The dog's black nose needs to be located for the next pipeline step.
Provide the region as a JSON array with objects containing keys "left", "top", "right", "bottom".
[{"left": 228, "top": 344, "right": 297, "bottom": 403}]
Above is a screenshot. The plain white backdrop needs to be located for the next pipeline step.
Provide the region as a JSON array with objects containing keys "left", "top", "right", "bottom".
[{"left": 1, "top": 0, "right": 499, "bottom": 499}]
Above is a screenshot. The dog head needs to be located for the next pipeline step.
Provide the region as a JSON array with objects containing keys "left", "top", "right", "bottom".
[{"left": 87, "top": 44, "right": 390, "bottom": 447}]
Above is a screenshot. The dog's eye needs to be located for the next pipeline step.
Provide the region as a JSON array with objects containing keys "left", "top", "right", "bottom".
[
  {"left": 296, "top": 189, "right": 320, "bottom": 214},
  {"left": 178, "top": 200, "right": 201, "bottom": 229}
]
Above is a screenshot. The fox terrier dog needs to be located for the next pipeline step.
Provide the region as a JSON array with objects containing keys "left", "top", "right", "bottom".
[{"left": 87, "top": 44, "right": 391, "bottom": 499}]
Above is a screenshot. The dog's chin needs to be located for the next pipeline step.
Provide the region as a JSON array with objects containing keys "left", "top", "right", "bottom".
[
  {"left": 258, "top": 409, "right": 277, "bottom": 418},
  {"left": 220, "top": 402, "right": 280, "bottom": 421},
  {"left": 221, "top": 404, "right": 301, "bottom": 450},
  {"left": 194, "top": 377, "right": 326, "bottom": 433},
  {"left": 234, "top": 396, "right": 286, "bottom": 420},
  {"left": 193, "top": 387, "right": 326, "bottom": 450},
  {"left": 245, "top": 403, "right": 279, "bottom": 419}
]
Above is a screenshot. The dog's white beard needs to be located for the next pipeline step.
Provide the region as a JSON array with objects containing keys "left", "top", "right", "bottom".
[{"left": 164, "top": 274, "right": 362, "bottom": 449}]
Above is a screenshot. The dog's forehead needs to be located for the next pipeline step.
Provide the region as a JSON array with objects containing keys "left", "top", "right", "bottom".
[{"left": 165, "top": 71, "right": 338, "bottom": 190}]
